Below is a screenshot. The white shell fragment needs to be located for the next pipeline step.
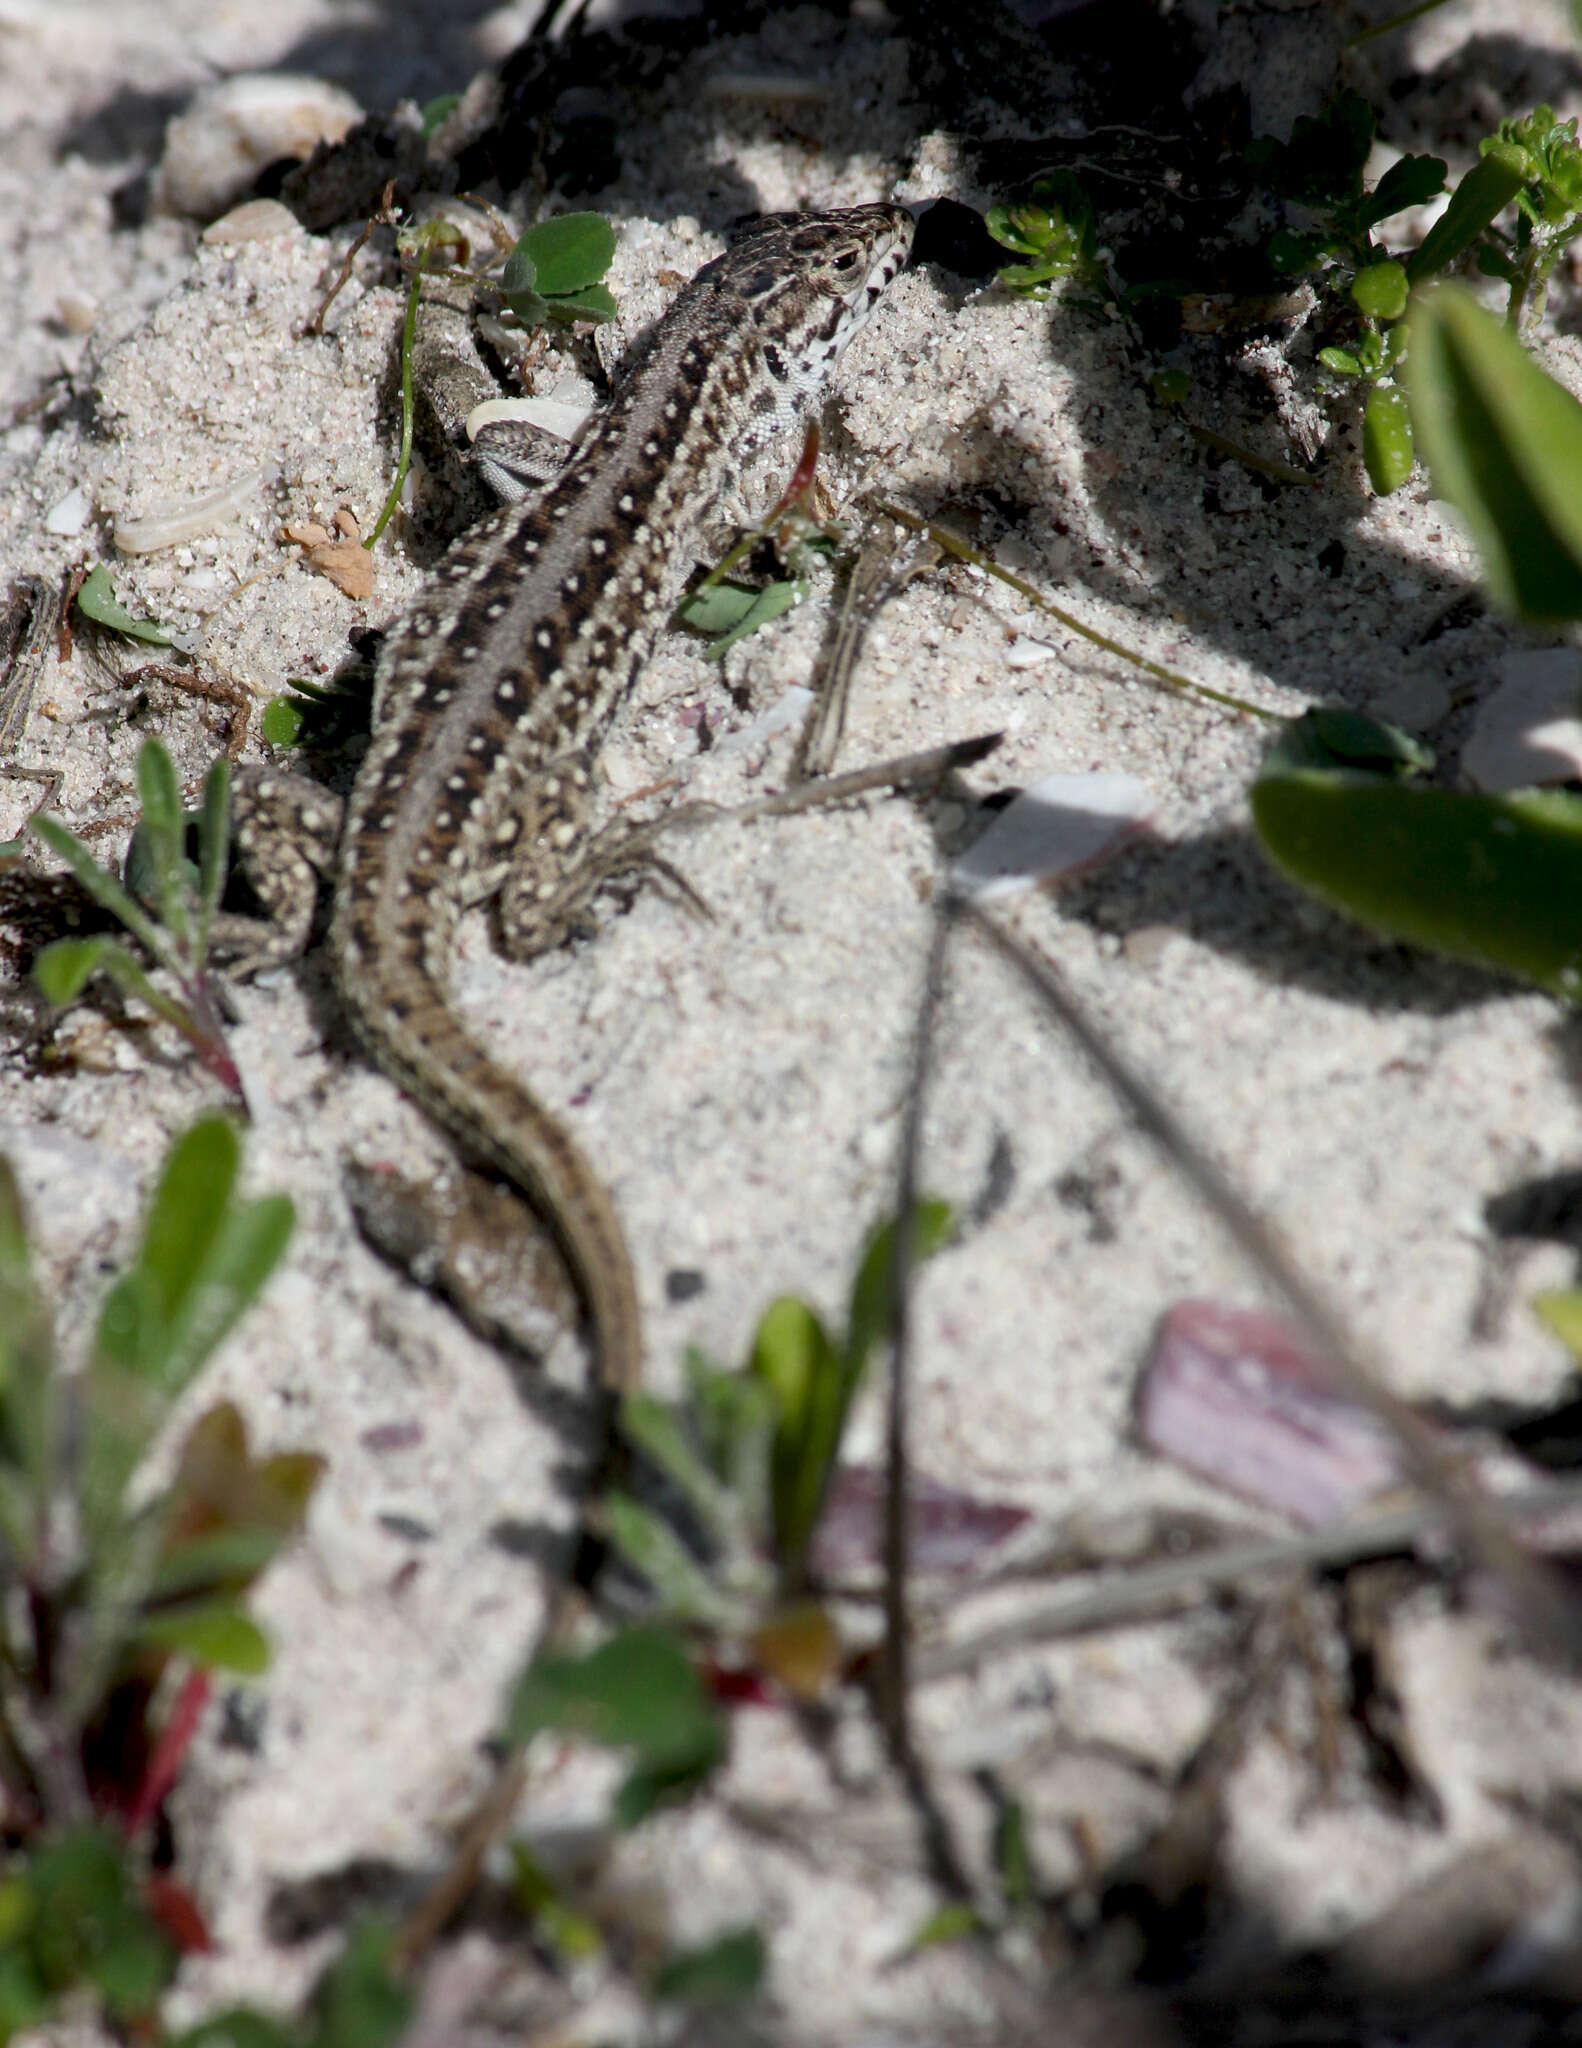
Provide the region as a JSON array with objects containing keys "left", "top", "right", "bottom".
[
  {"left": 716, "top": 686, "right": 814, "bottom": 754},
  {"left": 1005, "top": 636, "right": 1060, "bottom": 669},
  {"left": 43, "top": 483, "right": 90, "bottom": 536},
  {"left": 115, "top": 470, "right": 266, "bottom": 555},
  {"left": 1464, "top": 648, "right": 1582, "bottom": 791},
  {"left": 154, "top": 74, "right": 363, "bottom": 220},
  {"left": 951, "top": 769, "right": 1154, "bottom": 903},
  {"left": 465, "top": 395, "right": 596, "bottom": 446}
]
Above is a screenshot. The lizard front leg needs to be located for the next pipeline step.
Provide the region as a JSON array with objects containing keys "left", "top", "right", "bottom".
[{"left": 217, "top": 769, "right": 344, "bottom": 976}]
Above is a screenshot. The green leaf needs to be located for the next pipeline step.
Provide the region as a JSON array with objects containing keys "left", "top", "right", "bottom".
[
  {"left": 311, "top": 1921, "right": 412, "bottom": 2048},
  {"left": 0, "top": 1876, "right": 29, "bottom": 1952},
  {"left": 1408, "top": 284, "right": 1582, "bottom": 619},
  {"left": 0, "top": 1949, "right": 44, "bottom": 2034},
  {"left": 846, "top": 1199, "right": 955, "bottom": 1377},
  {"left": 419, "top": 91, "right": 461, "bottom": 135},
  {"left": 509, "top": 213, "right": 616, "bottom": 296},
  {"left": 1318, "top": 347, "right": 1362, "bottom": 376},
  {"left": 1533, "top": 1288, "right": 1582, "bottom": 1356},
  {"left": 1360, "top": 152, "right": 1447, "bottom": 228},
  {"left": 506, "top": 1626, "right": 724, "bottom": 1821},
  {"left": 903, "top": 1902, "right": 984, "bottom": 1952},
  {"left": 137, "top": 1600, "right": 270, "bottom": 1675},
  {"left": 680, "top": 577, "right": 802, "bottom": 658},
  {"left": 602, "top": 1491, "right": 734, "bottom": 1624},
  {"left": 99, "top": 1118, "right": 240, "bottom": 1375},
  {"left": 501, "top": 285, "right": 550, "bottom": 328},
  {"left": 197, "top": 754, "right": 231, "bottom": 945},
  {"left": 500, "top": 245, "right": 537, "bottom": 296},
  {"left": 1268, "top": 228, "right": 1336, "bottom": 273},
  {"left": 652, "top": 1926, "right": 765, "bottom": 2005},
  {"left": 261, "top": 696, "right": 305, "bottom": 747},
  {"left": 96, "top": 1119, "right": 293, "bottom": 1398},
  {"left": 507, "top": 1843, "right": 603, "bottom": 1960},
  {"left": 167, "top": 2011, "right": 297, "bottom": 2048},
  {"left": 87, "top": 1127, "right": 293, "bottom": 1530},
  {"left": 677, "top": 581, "right": 765, "bottom": 635},
  {"left": 1362, "top": 381, "right": 1416, "bottom": 495},
  {"left": 33, "top": 935, "right": 114, "bottom": 1004},
  {"left": 1263, "top": 707, "right": 1433, "bottom": 777},
  {"left": 0, "top": 1163, "right": 54, "bottom": 1555},
  {"left": 702, "top": 580, "right": 800, "bottom": 660},
  {"left": 752, "top": 1295, "right": 844, "bottom": 1574},
  {"left": 136, "top": 739, "right": 192, "bottom": 949},
  {"left": 992, "top": 1795, "right": 1034, "bottom": 1911},
  {"left": 1406, "top": 147, "right": 1529, "bottom": 282},
  {"left": 75, "top": 567, "right": 173, "bottom": 647},
  {"left": 543, "top": 282, "right": 617, "bottom": 323},
  {"left": 1253, "top": 91, "right": 1375, "bottom": 209},
  {"left": 1251, "top": 773, "right": 1582, "bottom": 999},
  {"left": 619, "top": 1391, "right": 739, "bottom": 1541},
  {"left": 752, "top": 1203, "right": 954, "bottom": 1581},
  {"left": 26, "top": 1826, "right": 173, "bottom": 2013},
  {"left": 1351, "top": 258, "right": 1409, "bottom": 322},
  {"left": 150, "top": 1526, "right": 286, "bottom": 1601},
  {"left": 683, "top": 1348, "right": 775, "bottom": 1524},
  {"left": 28, "top": 813, "right": 166, "bottom": 962}
]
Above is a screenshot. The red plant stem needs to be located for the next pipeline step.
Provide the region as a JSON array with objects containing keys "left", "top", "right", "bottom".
[
  {"left": 773, "top": 421, "right": 821, "bottom": 524},
  {"left": 125, "top": 1669, "right": 211, "bottom": 1836}
]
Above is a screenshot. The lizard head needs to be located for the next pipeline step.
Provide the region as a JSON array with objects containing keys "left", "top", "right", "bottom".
[{"left": 715, "top": 202, "right": 916, "bottom": 417}]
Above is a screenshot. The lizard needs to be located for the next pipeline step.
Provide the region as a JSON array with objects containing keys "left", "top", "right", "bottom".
[{"left": 228, "top": 203, "right": 917, "bottom": 1398}]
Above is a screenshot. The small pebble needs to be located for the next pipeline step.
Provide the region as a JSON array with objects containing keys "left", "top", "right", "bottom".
[
  {"left": 201, "top": 197, "right": 303, "bottom": 245},
  {"left": 43, "top": 482, "right": 89, "bottom": 536},
  {"left": 54, "top": 289, "right": 97, "bottom": 334}
]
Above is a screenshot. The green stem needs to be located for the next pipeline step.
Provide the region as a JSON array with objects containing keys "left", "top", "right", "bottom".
[
  {"left": 868, "top": 498, "right": 1279, "bottom": 722},
  {"left": 1345, "top": 0, "right": 1451, "bottom": 48},
  {"left": 366, "top": 247, "right": 429, "bottom": 549}
]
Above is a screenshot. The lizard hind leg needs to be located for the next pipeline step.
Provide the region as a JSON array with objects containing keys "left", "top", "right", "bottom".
[{"left": 489, "top": 751, "right": 710, "bottom": 964}]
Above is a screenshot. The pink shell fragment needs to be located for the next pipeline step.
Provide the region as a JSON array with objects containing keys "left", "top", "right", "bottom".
[
  {"left": 1138, "top": 1299, "right": 1404, "bottom": 1526},
  {"left": 811, "top": 1463, "right": 1030, "bottom": 1579}
]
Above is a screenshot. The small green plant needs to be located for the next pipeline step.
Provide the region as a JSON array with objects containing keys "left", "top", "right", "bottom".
[
  {"left": 29, "top": 737, "right": 240, "bottom": 1094},
  {"left": 675, "top": 422, "right": 835, "bottom": 660},
  {"left": 497, "top": 211, "right": 617, "bottom": 328},
  {"left": 984, "top": 173, "right": 1106, "bottom": 301},
  {"left": 603, "top": 1202, "right": 954, "bottom": 1698},
  {"left": 499, "top": 1624, "right": 745, "bottom": 1994},
  {"left": 1473, "top": 106, "right": 1582, "bottom": 329},
  {"left": 260, "top": 661, "right": 376, "bottom": 752},
  {"left": 1251, "top": 90, "right": 1452, "bottom": 493},
  {"left": 73, "top": 566, "right": 174, "bottom": 649},
  {"left": 169, "top": 1920, "right": 411, "bottom": 2048},
  {"left": 367, "top": 209, "right": 618, "bottom": 548},
  {"left": 1251, "top": 91, "right": 1582, "bottom": 491},
  {"left": 0, "top": 1117, "right": 314, "bottom": 2040},
  {"left": 1250, "top": 285, "right": 1582, "bottom": 998}
]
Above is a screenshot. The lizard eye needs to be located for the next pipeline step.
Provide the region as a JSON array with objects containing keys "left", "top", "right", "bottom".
[{"left": 831, "top": 248, "right": 862, "bottom": 273}]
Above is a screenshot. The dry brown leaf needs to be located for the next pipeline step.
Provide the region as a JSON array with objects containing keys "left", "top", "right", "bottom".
[{"left": 306, "top": 540, "right": 375, "bottom": 600}]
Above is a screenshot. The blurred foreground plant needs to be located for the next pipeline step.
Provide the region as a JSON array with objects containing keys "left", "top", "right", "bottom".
[{"left": 0, "top": 1119, "right": 315, "bottom": 2040}]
